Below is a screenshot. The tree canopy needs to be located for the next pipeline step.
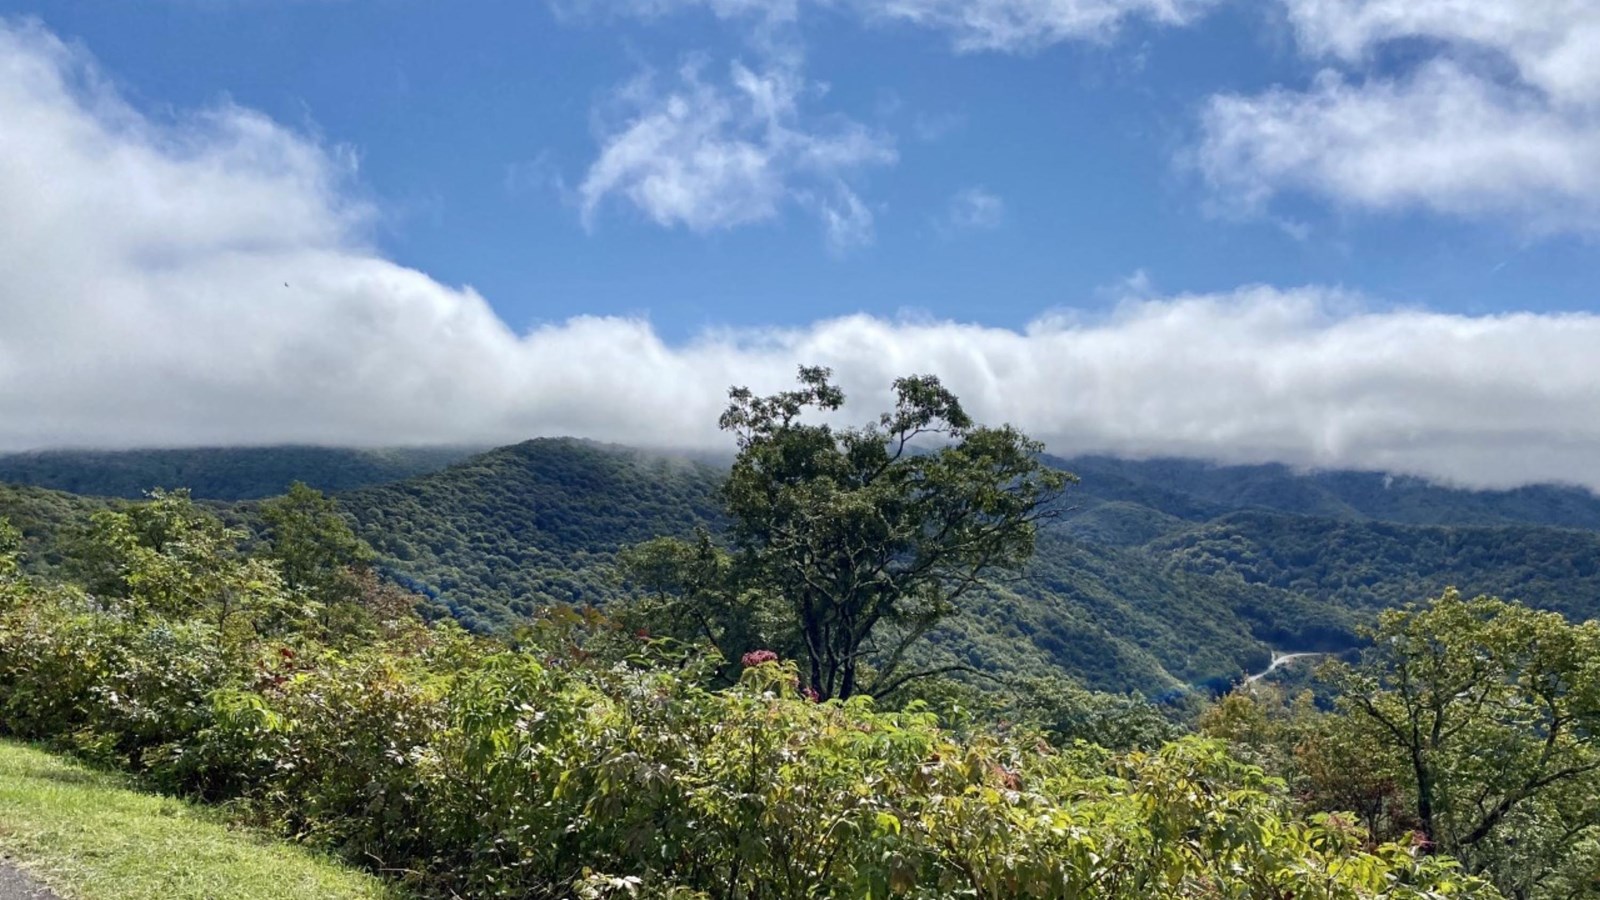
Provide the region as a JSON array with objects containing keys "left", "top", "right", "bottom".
[
  {"left": 1202, "top": 590, "right": 1600, "bottom": 900},
  {"left": 1327, "top": 591, "right": 1600, "bottom": 892},
  {"left": 629, "top": 366, "right": 1071, "bottom": 700}
]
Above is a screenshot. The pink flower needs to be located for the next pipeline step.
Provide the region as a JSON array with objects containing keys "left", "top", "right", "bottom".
[{"left": 741, "top": 649, "right": 779, "bottom": 668}]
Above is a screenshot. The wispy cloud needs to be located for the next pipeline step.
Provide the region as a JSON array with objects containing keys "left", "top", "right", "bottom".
[
  {"left": 943, "top": 186, "right": 1005, "bottom": 231},
  {"left": 570, "top": 0, "right": 1216, "bottom": 51},
  {"left": 854, "top": 0, "right": 1219, "bottom": 51},
  {"left": 578, "top": 59, "right": 895, "bottom": 246},
  {"left": 561, "top": 0, "right": 1207, "bottom": 244},
  {"left": 6, "top": 19, "right": 1600, "bottom": 492}
]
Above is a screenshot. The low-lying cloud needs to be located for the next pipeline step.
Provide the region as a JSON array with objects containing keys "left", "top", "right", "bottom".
[{"left": 4, "top": 19, "right": 1600, "bottom": 492}]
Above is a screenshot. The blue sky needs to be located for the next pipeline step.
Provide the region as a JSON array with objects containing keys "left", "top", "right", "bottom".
[
  {"left": 16, "top": 1, "right": 1599, "bottom": 336},
  {"left": 2, "top": 2, "right": 1600, "bottom": 490}
]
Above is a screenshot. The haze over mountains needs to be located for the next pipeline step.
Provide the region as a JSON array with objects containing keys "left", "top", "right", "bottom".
[{"left": 5, "top": 440, "right": 1598, "bottom": 696}]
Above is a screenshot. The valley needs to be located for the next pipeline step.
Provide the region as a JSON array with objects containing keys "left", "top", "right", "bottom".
[{"left": 6, "top": 439, "right": 1598, "bottom": 697}]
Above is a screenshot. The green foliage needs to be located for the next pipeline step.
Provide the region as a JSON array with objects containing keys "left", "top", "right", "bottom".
[
  {"left": 75, "top": 489, "right": 293, "bottom": 636},
  {"left": 330, "top": 440, "right": 1600, "bottom": 695},
  {"left": 261, "top": 482, "right": 373, "bottom": 595},
  {"left": 11, "top": 439, "right": 1600, "bottom": 698},
  {"left": 618, "top": 532, "right": 783, "bottom": 683},
  {"left": 0, "top": 482, "right": 113, "bottom": 576},
  {"left": 0, "top": 516, "right": 19, "bottom": 580},
  {"left": 1057, "top": 455, "right": 1600, "bottom": 531},
  {"left": 340, "top": 439, "right": 725, "bottom": 631},
  {"left": 0, "top": 585, "right": 234, "bottom": 781},
  {"left": 641, "top": 367, "right": 1071, "bottom": 700},
  {"left": 259, "top": 482, "right": 381, "bottom": 638},
  {"left": 1152, "top": 512, "right": 1600, "bottom": 623},
  {"left": 1324, "top": 591, "right": 1600, "bottom": 896},
  {"left": 0, "top": 525, "right": 1499, "bottom": 899},
  {"left": 1201, "top": 592, "right": 1600, "bottom": 900}
]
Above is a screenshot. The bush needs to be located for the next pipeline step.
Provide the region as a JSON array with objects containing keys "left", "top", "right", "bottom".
[{"left": 0, "top": 520, "right": 1498, "bottom": 898}]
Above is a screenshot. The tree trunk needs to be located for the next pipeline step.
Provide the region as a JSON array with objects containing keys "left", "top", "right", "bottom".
[{"left": 1412, "top": 748, "right": 1437, "bottom": 851}]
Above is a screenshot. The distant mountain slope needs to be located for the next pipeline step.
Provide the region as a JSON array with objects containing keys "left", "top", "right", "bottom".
[
  {"left": 1151, "top": 511, "right": 1600, "bottom": 621},
  {"left": 8, "top": 439, "right": 1600, "bottom": 695},
  {"left": 338, "top": 439, "right": 724, "bottom": 631},
  {"left": 322, "top": 440, "right": 1369, "bottom": 692},
  {"left": 1058, "top": 455, "right": 1600, "bottom": 530},
  {"left": 0, "top": 446, "right": 479, "bottom": 500},
  {"left": 0, "top": 483, "right": 112, "bottom": 576}
]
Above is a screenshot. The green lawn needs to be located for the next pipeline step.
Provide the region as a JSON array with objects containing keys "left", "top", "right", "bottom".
[{"left": 0, "top": 740, "right": 395, "bottom": 900}]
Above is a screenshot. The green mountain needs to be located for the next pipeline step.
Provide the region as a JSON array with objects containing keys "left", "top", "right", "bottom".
[
  {"left": 338, "top": 439, "right": 725, "bottom": 632},
  {"left": 5, "top": 440, "right": 1599, "bottom": 695},
  {"left": 0, "top": 446, "right": 479, "bottom": 501},
  {"left": 1058, "top": 455, "right": 1600, "bottom": 531},
  {"left": 0, "top": 483, "right": 112, "bottom": 576},
  {"left": 323, "top": 442, "right": 1600, "bottom": 694}
]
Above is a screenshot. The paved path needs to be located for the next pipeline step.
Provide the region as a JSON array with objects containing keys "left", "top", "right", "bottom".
[
  {"left": 1245, "top": 651, "right": 1325, "bottom": 685},
  {"left": 0, "top": 859, "right": 59, "bottom": 900}
]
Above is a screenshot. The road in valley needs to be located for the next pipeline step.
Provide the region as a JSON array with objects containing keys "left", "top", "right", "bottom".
[{"left": 1245, "top": 651, "right": 1325, "bottom": 685}]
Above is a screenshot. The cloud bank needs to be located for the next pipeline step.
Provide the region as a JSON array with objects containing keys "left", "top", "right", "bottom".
[{"left": 4, "top": 20, "right": 1600, "bottom": 492}]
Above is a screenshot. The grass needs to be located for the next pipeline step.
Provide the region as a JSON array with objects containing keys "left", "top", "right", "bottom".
[{"left": 0, "top": 740, "right": 396, "bottom": 900}]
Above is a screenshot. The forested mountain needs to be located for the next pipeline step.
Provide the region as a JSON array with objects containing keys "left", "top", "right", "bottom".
[
  {"left": 1059, "top": 455, "right": 1600, "bottom": 530},
  {"left": 0, "top": 446, "right": 479, "bottom": 500},
  {"left": 0, "top": 483, "right": 111, "bottom": 576},
  {"left": 337, "top": 439, "right": 724, "bottom": 631},
  {"left": 4, "top": 439, "right": 1599, "bottom": 694}
]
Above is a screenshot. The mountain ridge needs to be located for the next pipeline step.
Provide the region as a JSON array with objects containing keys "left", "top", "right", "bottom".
[{"left": 5, "top": 439, "right": 1600, "bottom": 694}]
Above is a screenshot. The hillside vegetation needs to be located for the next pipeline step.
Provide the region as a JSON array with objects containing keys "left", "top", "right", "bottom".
[
  {"left": 2, "top": 353, "right": 1598, "bottom": 897},
  {"left": 5, "top": 440, "right": 1600, "bottom": 695},
  {"left": 339, "top": 439, "right": 725, "bottom": 631},
  {"left": 0, "top": 496, "right": 1518, "bottom": 897},
  {"left": 328, "top": 443, "right": 1600, "bottom": 692}
]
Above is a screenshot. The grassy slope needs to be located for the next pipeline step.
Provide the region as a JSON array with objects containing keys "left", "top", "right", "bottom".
[{"left": 0, "top": 741, "right": 393, "bottom": 900}]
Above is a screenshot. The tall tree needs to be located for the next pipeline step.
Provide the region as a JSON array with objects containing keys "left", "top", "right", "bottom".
[
  {"left": 260, "top": 482, "right": 371, "bottom": 603},
  {"left": 1323, "top": 590, "right": 1600, "bottom": 895},
  {"left": 0, "top": 516, "right": 19, "bottom": 580},
  {"left": 629, "top": 366, "right": 1071, "bottom": 700},
  {"left": 78, "top": 490, "right": 287, "bottom": 638},
  {"left": 0, "top": 517, "right": 23, "bottom": 608}
]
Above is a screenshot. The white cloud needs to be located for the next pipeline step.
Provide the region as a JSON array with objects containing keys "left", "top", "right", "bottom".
[
  {"left": 553, "top": 0, "right": 802, "bottom": 25},
  {"left": 807, "top": 186, "right": 878, "bottom": 253},
  {"left": 1196, "top": 0, "right": 1600, "bottom": 230},
  {"left": 6, "top": 20, "right": 1600, "bottom": 492},
  {"left": 578, "top": 59, "right": 895, "bottom": 244},
  {"left": 563, "top": 0, "right": 1201, "bottom": 242},
  {"left": 855, "top": 0, "right": 1218, "bottom": 51},
  {"left": 1282, "top": 0, "right": 1600, "bottom": 106},
  {"left": 1198, "top": 62, "right": 1600, "bottom": 226},
  {"left": 944, "top": 186, "right": 1005, "bottom": 230},
  {"left": 571, "top": 0, "right": 1215, "bottom": 51}
]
